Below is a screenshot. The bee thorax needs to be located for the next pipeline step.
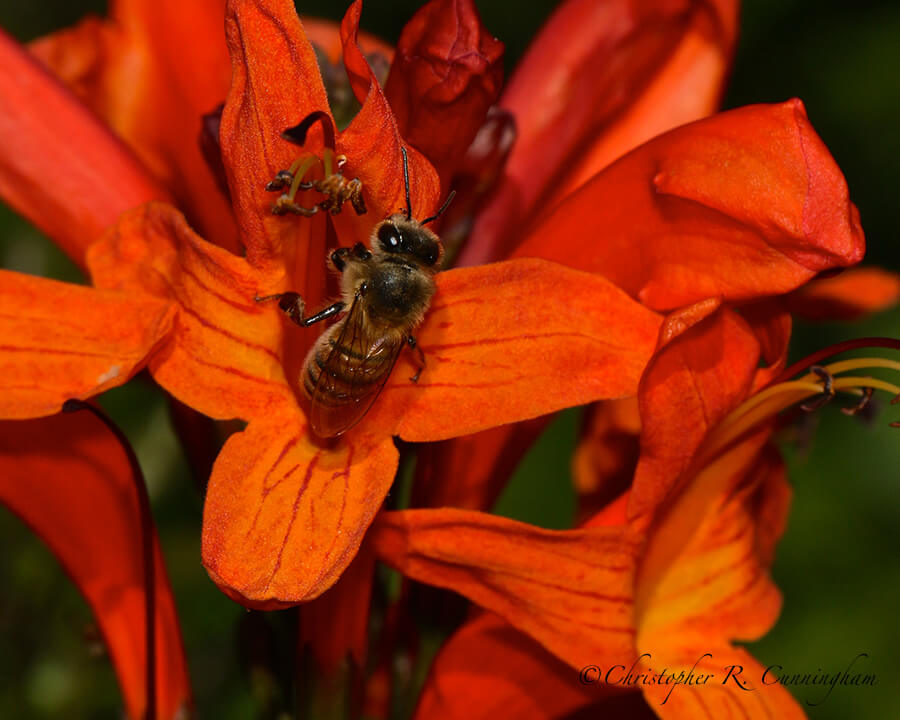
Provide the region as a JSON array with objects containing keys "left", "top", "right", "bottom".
[{"left": 364, "top": 263, "right": 433, "bottom": 326}]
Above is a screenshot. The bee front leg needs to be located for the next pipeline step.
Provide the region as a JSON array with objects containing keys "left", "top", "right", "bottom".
[
  {"left": 255, "top": 292, "right": 345, "bottom": 328},
  {"left": 331, "top": 248, "right": 350, "bottom": 272},
  {"left": 407, "top": 335, "right": 425, "bottom": 382},
  {"left": 352, "top": 242, "right": 372, "bottom": 261}
]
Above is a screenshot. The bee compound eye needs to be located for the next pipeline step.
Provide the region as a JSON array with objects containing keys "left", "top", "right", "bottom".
[{"left": 377, "top": 223, "right": 401, "bottom": 251}]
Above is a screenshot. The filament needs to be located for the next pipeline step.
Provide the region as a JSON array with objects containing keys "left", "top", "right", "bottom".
[{"left": 695, "top": 355, "right": 900, "bottom": 469}]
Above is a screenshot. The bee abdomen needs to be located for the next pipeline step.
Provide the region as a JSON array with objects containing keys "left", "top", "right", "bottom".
[{"left": 303, "top": 335, "right": 391, "bottom": 402}]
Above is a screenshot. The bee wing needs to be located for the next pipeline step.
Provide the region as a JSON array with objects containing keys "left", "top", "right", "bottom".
[{"left": 309, "top": 291, "right": 403, "bottom": 438}]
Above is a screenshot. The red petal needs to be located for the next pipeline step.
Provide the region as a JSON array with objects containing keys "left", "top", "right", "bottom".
[
  {"left": 32, "top": 1, "right": 239, "bottom": 252},
  {"left": 782, "top": 266, "right": 900, "bottom": 321},
  {"left": 337, "top": 0, "right": 442, "bottom": 239},
  {"left": 415, "top": 612, "right": 615, "bottom": 720},
  {"left": 740, "top": 300, "right": 792, "bottom": 390},
  {"left": 515, "top": 101, "right": 866, "bottom": 310},
  {"left": 202, "top": 418, "right": 398, "bottom": 606},
  {"left": 628, "top": 307, "right": 760, "bottom": 524},
  {"left": 299, "top": 539, "right": 375, "bottom": 674},
  {"left": 87, "top": 203, "right": 297, "bottom": 422},
  {"left": 573, "top": 398, "right": 641, "bottom": 522},
  {"left": 0, "top": 28, "right": 167, "bottom": 269},
  {"left": 220, "top": 0, "right": 331, "bottom": 270},
  {"left": 371, "top": 508, "right": 639, "bottom": 670},
  {"left": 384, "top": 0, "right": 504, "bottom": 186},
  {"left": 363, "top": 258, "right": 662, "bottom": 442},
  {"left": 412, "top": 419, "right": 548, "bottom": 511},
  {"left": 461, "top": 0, "right": 738, "bottom": 266},
  {"left": 0, "top": 270, "right": 174, "bottom": 419},
  {"left": 0, "top": 412, "right": 190, "bottom": 719}
]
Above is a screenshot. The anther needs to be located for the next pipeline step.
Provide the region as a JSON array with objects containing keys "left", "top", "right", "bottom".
[
  {"left": 266, "top": 112, "right": 367, "bottom": 218},
  {"left": 841, "top": 386, "right": 874, "bottom": 416},
  {"left": 265, "top": 170, "right": 294, "bottom": 192},
  {"left": 800, "top": 365, "right": 836, "bottom": 412}
]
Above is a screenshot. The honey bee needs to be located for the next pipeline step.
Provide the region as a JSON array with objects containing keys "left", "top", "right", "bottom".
[{"left": 259, "top": 148, "right": 455, "bottom": 438}]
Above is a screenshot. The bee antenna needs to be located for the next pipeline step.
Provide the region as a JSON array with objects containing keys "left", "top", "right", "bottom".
[
  {"left": 400, "top": 146, "right": 412, "bottom": 221},
  {"left": 421, "top": 190, "right": 457, "bottom": 226}
]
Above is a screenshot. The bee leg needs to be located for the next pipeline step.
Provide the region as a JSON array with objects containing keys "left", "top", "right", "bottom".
[
  {"left": 255, "top": 292, "right": 306, "bottom": 325},
  {"left": 331, "top": 248, "right": 350, "bottom": 272},
  {"left": 351, "top": 242, "right": 372, "bottom": 261},
  {"left": 299, "top": 301, "right": 346, "bottom": 327},
  {"left": 254, "top": 293, "right": 345, "bottom": 328},
  {"left": 407, "top": 335, "right": 425, "bottom": 382}
]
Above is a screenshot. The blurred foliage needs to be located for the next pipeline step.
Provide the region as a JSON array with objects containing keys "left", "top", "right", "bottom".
[{"left": 1, "top": 0, "right": 898, "bottom": 718}]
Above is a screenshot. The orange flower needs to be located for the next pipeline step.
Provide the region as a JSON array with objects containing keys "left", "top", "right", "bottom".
[
  {"left": 370, "top": 310, "right": 900, "bottom": 719},
  {"left": 1, "top": 1, "right": 896, "bottom": 715},
  {"left": 409, "top": 0, "right": 900, "bottom": 516},
  {"left": 0, "top": 0, "right": 887, "bottom": 619},
  {"left": 0, "top": 0, "right": 662, "bottom": 611}
]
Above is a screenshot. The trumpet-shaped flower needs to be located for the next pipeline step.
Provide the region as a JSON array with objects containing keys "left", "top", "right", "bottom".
[
  {"left": 0, "top": 0, "right": 896, "bottom": 716},
  {"left": 370, "top": 309, "right": 900, "bottom": 719}
]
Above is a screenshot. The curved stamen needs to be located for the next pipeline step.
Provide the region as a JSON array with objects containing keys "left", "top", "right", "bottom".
[
  {"left": 800, "top": 365, "right": 835, "bottom": 412},
  {"left": 841, "top": 386, "right": 874, "bottom": 416},
  {"left": 695, "top": 351, "right": 900, "bottom": 470}
]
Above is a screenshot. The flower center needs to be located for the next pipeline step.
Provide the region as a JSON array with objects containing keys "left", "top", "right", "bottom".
[{"left": 265, "top": 111, "right": 367, "bottom": 218}]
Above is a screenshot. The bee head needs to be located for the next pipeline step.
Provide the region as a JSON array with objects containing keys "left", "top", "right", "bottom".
[{"left": 376, "top": 218, "right": 442, "bottom": 268}]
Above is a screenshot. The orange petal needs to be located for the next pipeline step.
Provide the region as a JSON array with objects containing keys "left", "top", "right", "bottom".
[
  {"left": 29, "top": 15, "right": 119, "bottom": 110},
  {"left": 337, "top": 0, "right": 442, "bottom": 238},
  {"left": 383, "top": 0, "right": 504, "bottom": 186},
  {"left": 556, "top": 0, "right": 739, "bottom": 201},
  {"left": 415, "top": 612, "right": 616, "bottom": 720},
  {"left": 636, "top": 445, "right": 800, "bottom": 718},
  {"left": 32, "top": 1, "right": 239, "bottom": 253},
  {"left": 365, "top": 258, "right": 662, "bottom": 442},
  {"left": 298, "top": 539, "right": 375, "bottom": 674},
  {"left": 114, "top": 0, "right": 237, "bottom": 251},
  {"left": 0, "top": 412, "right": 190, "bottom": 719},
  {"left": 87, "top": 203, "right": 297, "bottom": 421},
  {"left": 740, "top": 300, "right": 792, "bottom": 390},
  {"left": 371, "top": 508, "right": 639, "bottom": 670},
  {"left": 461, "top": 0, "right": 738, "bottom": 266},
  {"left": 640, "top": 648, "right": 806, "bottom": 719},
  {"left": 202, "top": 417, "right": 398, "bottom": 607},
  {"left": 637, "top": 439, "right": 785, "bottom": 643},
  {"left": 0, "top": 28, "right": 167, "bottom": 269},
  {"left": 220, "top": 0, "right": 331, "bottom": 270},
  {"left": 412, "top": 418, "right": 548, "bottom": 511},
  {"left": 0, "top": 270, "right": 174, "bottom": 419},
  {"left": 628, "top": 307, "right": 760, "bottom": 524},
  {"left": 782, "top": 266, "right": 900, "bottom": 321},
  {"left": 515, "top": 101, "right": 866, "bottom": 311}
]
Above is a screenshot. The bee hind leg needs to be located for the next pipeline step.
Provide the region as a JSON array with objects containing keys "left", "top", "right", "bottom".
[{"left": 407, "top": 335, "right": 425, "bottom": 382}]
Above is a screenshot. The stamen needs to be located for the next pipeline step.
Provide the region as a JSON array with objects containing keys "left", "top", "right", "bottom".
[
  {"left": 694, "top": 348, "right": 900, "bottom": 469},
  {"left": 266, "top": 110, "right": 367, "bottom": 218},
  {"left": 799, "top": 365, "right": 835, "bottom": 411},
  {"left": 841, "top": 387, "right": 873, "bottom": 416}
]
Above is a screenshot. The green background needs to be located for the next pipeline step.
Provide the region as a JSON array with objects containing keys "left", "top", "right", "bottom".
[{"left": 1, "top": 1, "right": 898, "bottom": 718}]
